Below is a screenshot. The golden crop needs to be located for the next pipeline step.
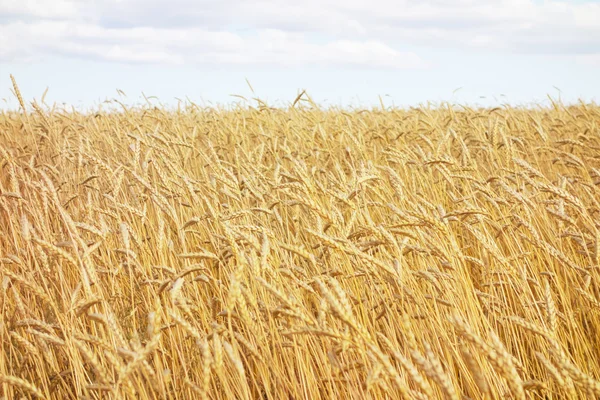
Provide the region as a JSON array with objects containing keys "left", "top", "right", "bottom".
[{"left": 1, "top": 78, "right": 600, "bottom": 399}]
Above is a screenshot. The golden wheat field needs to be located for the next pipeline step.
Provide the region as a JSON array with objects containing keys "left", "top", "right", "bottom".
[{"left": 1, "top": 80, "right": 600, "bottom": 400}]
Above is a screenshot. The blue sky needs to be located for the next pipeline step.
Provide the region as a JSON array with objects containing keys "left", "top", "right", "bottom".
[{"left": 1, "top": 0, "right": 599, "bottom": 110}]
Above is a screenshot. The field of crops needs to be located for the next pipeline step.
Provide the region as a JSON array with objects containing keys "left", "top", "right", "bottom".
[{"left": 1, "top": 79, "right": 600, "bottom": 399}]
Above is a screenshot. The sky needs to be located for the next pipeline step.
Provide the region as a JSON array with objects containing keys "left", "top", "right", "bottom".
[{"left": 1, "top": 0, "right": 599, "bottom": 110}]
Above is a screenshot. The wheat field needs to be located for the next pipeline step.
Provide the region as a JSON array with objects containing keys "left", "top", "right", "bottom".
[{"left": 1, "top": 78, "right": 600, "bottom": 399}]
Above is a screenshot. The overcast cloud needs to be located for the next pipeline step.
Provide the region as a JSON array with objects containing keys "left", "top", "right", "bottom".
[{"left": 1, "top": 0, "right": 599, "bottom": 68}]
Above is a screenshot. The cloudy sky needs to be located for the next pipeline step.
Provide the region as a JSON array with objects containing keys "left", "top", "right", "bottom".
[{"left": 1, "top": 0, "right": 599, "bottom": 109}]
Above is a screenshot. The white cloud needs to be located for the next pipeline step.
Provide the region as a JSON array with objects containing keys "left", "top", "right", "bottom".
[
  {"left": 0, "top": 0, "right": 80, "bottom": 19},
  {"left": 1, "top": 0, "right": 599, "bottom": 67},
  {"left": 577, "top": 54, "right": 600, "bottom": 67},
  {"left": 0, "top": 21, "right": 424, "bottom": 68}
]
